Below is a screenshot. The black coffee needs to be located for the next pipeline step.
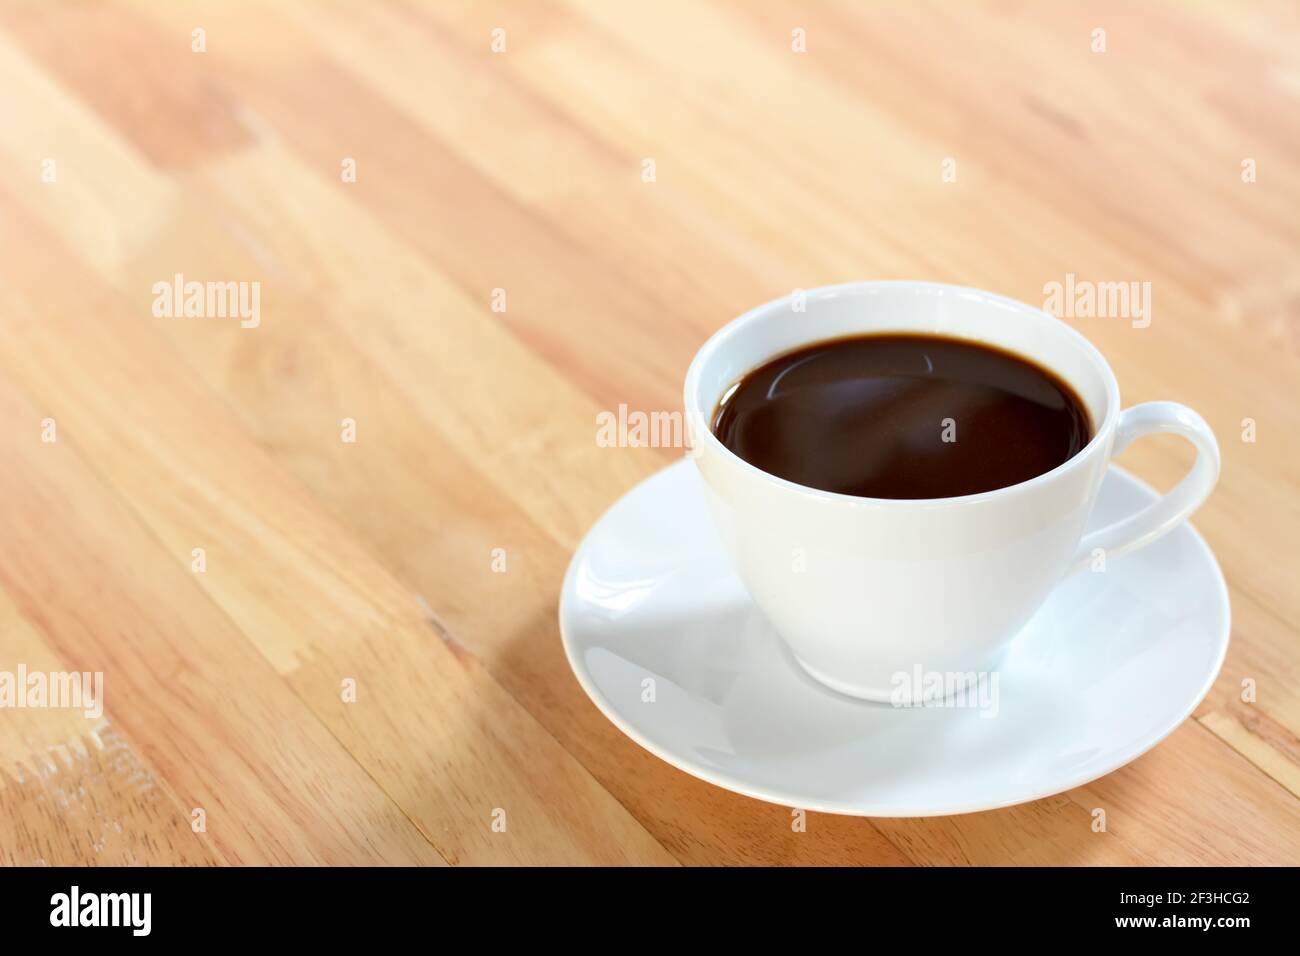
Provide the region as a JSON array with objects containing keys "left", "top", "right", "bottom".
[{"left": 712, "top": 334, "right": 1091, "bottom": 499}]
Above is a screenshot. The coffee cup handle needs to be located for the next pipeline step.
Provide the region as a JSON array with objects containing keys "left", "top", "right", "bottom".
[{"left": 1069, "top": 401, "right": 1220, "bottom": 573}]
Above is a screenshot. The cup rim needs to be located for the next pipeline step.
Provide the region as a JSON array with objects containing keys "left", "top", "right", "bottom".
[{"left": 683, "top": 280, "right": 1122, "bottom": 508}]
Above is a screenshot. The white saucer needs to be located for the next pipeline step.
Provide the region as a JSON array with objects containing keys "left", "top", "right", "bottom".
[{"left": 559, "top": 459, "right": 1230, "bottom": 816}]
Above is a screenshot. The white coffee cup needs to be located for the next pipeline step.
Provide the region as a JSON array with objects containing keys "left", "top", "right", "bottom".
[{"left": 684, "top": 281, "right": 1219, "bottom": 702}]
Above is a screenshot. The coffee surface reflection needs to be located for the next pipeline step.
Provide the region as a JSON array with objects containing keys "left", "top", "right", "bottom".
[{"left": 711, "top": 333, "right": 1092, "bottom": 499}]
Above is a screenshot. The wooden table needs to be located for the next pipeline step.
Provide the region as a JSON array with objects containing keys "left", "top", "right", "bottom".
[{"left": 0, "top": 0, "right": 1296, "bottom": 866}]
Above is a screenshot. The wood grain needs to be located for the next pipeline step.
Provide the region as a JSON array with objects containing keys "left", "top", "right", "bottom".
[{"left": 0, "top": 0, "right": 1296, "bottom": 865}]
